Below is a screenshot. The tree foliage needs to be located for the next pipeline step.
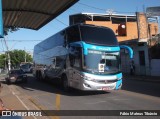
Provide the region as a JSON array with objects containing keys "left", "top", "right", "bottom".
[
  {"left": 0, "top": 50, "right": 32, "bottom": 69},
  {"left": 0, "top": 54, "right": 6, "bottom": 68},
  {"left": 4, "top": 27, "right": 19, "bottom": 35}
]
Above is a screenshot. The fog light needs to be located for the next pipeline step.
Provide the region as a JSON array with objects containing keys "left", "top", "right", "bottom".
[{"left": 84, "top": 83, "right": 91, "bottom": 88}]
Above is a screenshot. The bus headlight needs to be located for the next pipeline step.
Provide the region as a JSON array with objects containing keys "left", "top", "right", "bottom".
[
  {"left": 81, "top": 74, "right": 95, "bottom": 81},
  {"left": 85, "top": 76, "right": 94, "bottom": 81}
]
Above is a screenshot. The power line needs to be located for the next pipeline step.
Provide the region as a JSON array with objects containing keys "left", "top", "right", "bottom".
[
  {"left": 78, "top": 2, "right": 105, "bottom": 12},
  {"left": 55, "top": 18, "right": 68, "bottom": 26},
  {"left": 78, "top": 2, "right": 135, "bottom": 14},
  {"left": 5, "top": 40, "right": 42, "bottom": 42},
  {"left": 70, "top": 8, "right": 81, "bottom": 13}
]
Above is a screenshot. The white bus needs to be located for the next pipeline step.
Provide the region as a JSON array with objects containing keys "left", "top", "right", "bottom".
[{"left": 33, "top": 24, "right": 133, "bottom": 91}]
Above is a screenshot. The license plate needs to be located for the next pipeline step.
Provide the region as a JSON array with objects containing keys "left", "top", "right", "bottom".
[{"left": 102, "top": 87, "right": 111, "bottom": 90}]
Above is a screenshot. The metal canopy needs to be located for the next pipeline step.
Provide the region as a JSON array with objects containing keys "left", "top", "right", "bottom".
[{"left": 2, "top": 0, "right": 78, "bottom": 30}]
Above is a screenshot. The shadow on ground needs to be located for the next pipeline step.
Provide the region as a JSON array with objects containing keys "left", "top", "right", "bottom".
[
  {"left": 2, "top": 74, "right": 109, "bottom": 96},
  {"left": 122, "top": 75, "right": 160, "bottom": 97},
  {"left": 2, "top": 74, "right": 159, "bottom": 97}
]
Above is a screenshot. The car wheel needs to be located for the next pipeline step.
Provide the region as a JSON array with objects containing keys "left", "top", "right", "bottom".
[
  {"left": 23, "top": 78, "right": 28, "bottom": 83},
  {"left": 7, "top": 80, "right": 11, "bottom": 85}
]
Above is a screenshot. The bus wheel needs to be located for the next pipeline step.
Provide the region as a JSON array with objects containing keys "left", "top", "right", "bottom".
[
  {"left": 36, "top": 72, "right": 39, "bottom": 80},
  {"left": 62, "top": 75, "right": 70, "bottom": 92},
  {"left": 39, "top": 73, "right": 43, "bottom": 81}
]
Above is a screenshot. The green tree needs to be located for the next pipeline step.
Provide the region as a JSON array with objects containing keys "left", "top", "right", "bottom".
[
  {"left": 4, "top": 27, "right": 19, "bottom": 36},
  {"left": 0, "top": 54, "right": 6, "bottom": 68},
  {"left": 0, "top": 50, "right": 32, "bottom": 69}
]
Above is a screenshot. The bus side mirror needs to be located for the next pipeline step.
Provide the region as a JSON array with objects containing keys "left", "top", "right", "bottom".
[{"left": 120, "top": 45, "right": 133, "bottom": 59}]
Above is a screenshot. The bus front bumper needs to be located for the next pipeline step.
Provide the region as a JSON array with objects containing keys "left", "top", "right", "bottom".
[{"left": 81, "top": 79, "right": 122, "bottom": 91}]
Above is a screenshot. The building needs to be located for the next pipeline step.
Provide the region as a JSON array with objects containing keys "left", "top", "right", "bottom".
[{"left": 69, "top": 12, "right": 160, "bottom": 76}]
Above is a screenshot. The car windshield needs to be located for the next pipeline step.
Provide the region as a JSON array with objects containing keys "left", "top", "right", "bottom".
[
  {"left": 21, "top": 64, "right": 29, "bottom": 69},
  {"left": 83, "top": 50, "right": 120, "bottom": 75},
  {"left": 10, "top": 70, "right": 24, "bottom": 75}
]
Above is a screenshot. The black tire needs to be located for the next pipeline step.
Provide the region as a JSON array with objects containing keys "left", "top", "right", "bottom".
[
  {"left": 23, "top": 78, "right": 28, "bottom": 83},
  {"left": 36, "top": 71, "right": 42, "bottom": 81},
  {"left": 7, "top": 80, "right": 10, "bottom": 85},
  {"left": 62, "top": 75, "right": 70, "bottom": 92},
  {"left": 36, "top": 72, "right": 39, "bottom": 80},
  {"left": 39, "top": 73, "right": 43, "bottom": 81}
]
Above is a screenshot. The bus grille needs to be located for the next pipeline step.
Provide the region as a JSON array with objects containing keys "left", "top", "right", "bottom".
[{"left": 97, "top": 79, "right": 118, "bottom": 84}]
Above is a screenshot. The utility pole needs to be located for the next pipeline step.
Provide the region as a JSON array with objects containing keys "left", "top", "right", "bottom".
[
  {"left": 7, "top": 51, "right": 11, "bottom": 71},
  {"left": 4, "top": 37, "right": 11, "bottom": 71},
  {"left": 24, "top": 47, "right": 26, "bottom": 62}
]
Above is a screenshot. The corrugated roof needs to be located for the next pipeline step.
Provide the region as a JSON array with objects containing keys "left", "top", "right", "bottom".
[{"left": 2, "top": 0, "right": 78, "bottom": 30}]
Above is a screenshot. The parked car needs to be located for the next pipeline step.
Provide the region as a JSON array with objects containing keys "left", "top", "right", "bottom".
[{"left": 5, "top": 69, "right": 27, "bottom": 84}]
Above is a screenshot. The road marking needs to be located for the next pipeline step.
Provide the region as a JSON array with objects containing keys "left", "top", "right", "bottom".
[
  {"left": 29, "top": 94, "right": 61, "bottom": 119},
  {"left": 56, "top": 94, "right": 61, "bottom": 110},
  {"left": 8, "top": 83, "right": 61, "bottom": 119},
  {"left": 11, "top": 90, "right": 37, "bottom": 119},
  {"left": 29, "top": 98, "right": 50, "bottom": 116},
  {"left": 53, "top": 94, "right": 61, "bottom": 119}
]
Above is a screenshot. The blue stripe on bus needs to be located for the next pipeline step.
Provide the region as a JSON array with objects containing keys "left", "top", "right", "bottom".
[
  {"left": 116, "top": 79, "right": 122, "bottom": 90},
  {"left": 70, "top": 41, "right": 120, "bottom": 55},
  {"left": 117, "top": 72, "right": 122, "bottom": 79},
  {"left": 120, "top": 45, "right": 133, "bottom": 58},
  {"left": 116, "top": 73, "right": 122, "bottom": 90}
]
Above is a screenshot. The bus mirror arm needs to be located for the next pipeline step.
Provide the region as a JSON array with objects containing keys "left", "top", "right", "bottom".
[{"left": 120, "top": 45, "right": 133, "bottom": 59}]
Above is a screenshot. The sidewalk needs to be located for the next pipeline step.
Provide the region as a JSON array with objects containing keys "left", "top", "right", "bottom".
[
  {"left": 0, "top": 79, "right": 34, "bottom": 119},
  {"left": 0, "top": 76, "right": 49, "bottom": 119},
  {"left": 123, "top": 74, "right": 160, "bottom": 82}
]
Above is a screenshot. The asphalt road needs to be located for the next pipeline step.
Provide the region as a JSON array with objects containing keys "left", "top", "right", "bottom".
[{"left": 6, "top": 74, "right": 160, "bottom": 119}]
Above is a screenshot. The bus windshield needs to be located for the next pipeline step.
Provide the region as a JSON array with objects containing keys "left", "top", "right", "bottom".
[
  {"left": 80, "top": 25, "right": 118, "bottom": 46},
  {"left": 83, "top": 50, "right": 120, "bottom": 75}
]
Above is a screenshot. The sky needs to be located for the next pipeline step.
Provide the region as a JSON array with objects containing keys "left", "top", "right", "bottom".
[{"left": 1, "top": 0, "right": 160, "bottom": 54}]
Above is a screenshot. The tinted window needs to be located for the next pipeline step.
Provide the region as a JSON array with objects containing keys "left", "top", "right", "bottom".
[
  {"left": 66, "top": 25, "right": 81, "bottom": 43},
  {"left": 10, "top": 70, "right": 23, "bottom": 74},
  {"left": 80, "top": 25, "right": 118, "bottom": 46}
]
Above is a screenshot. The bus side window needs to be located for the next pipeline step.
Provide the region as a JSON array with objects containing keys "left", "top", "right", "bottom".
[
  {"left": 66, "top": 25, "right": 80, "bottom": 43},
  {"left": 69, "top": 47, "right": 82, "bottom": 69},
  {"left": 69, "top": 54, "right": 75, "bottom": 67}
]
